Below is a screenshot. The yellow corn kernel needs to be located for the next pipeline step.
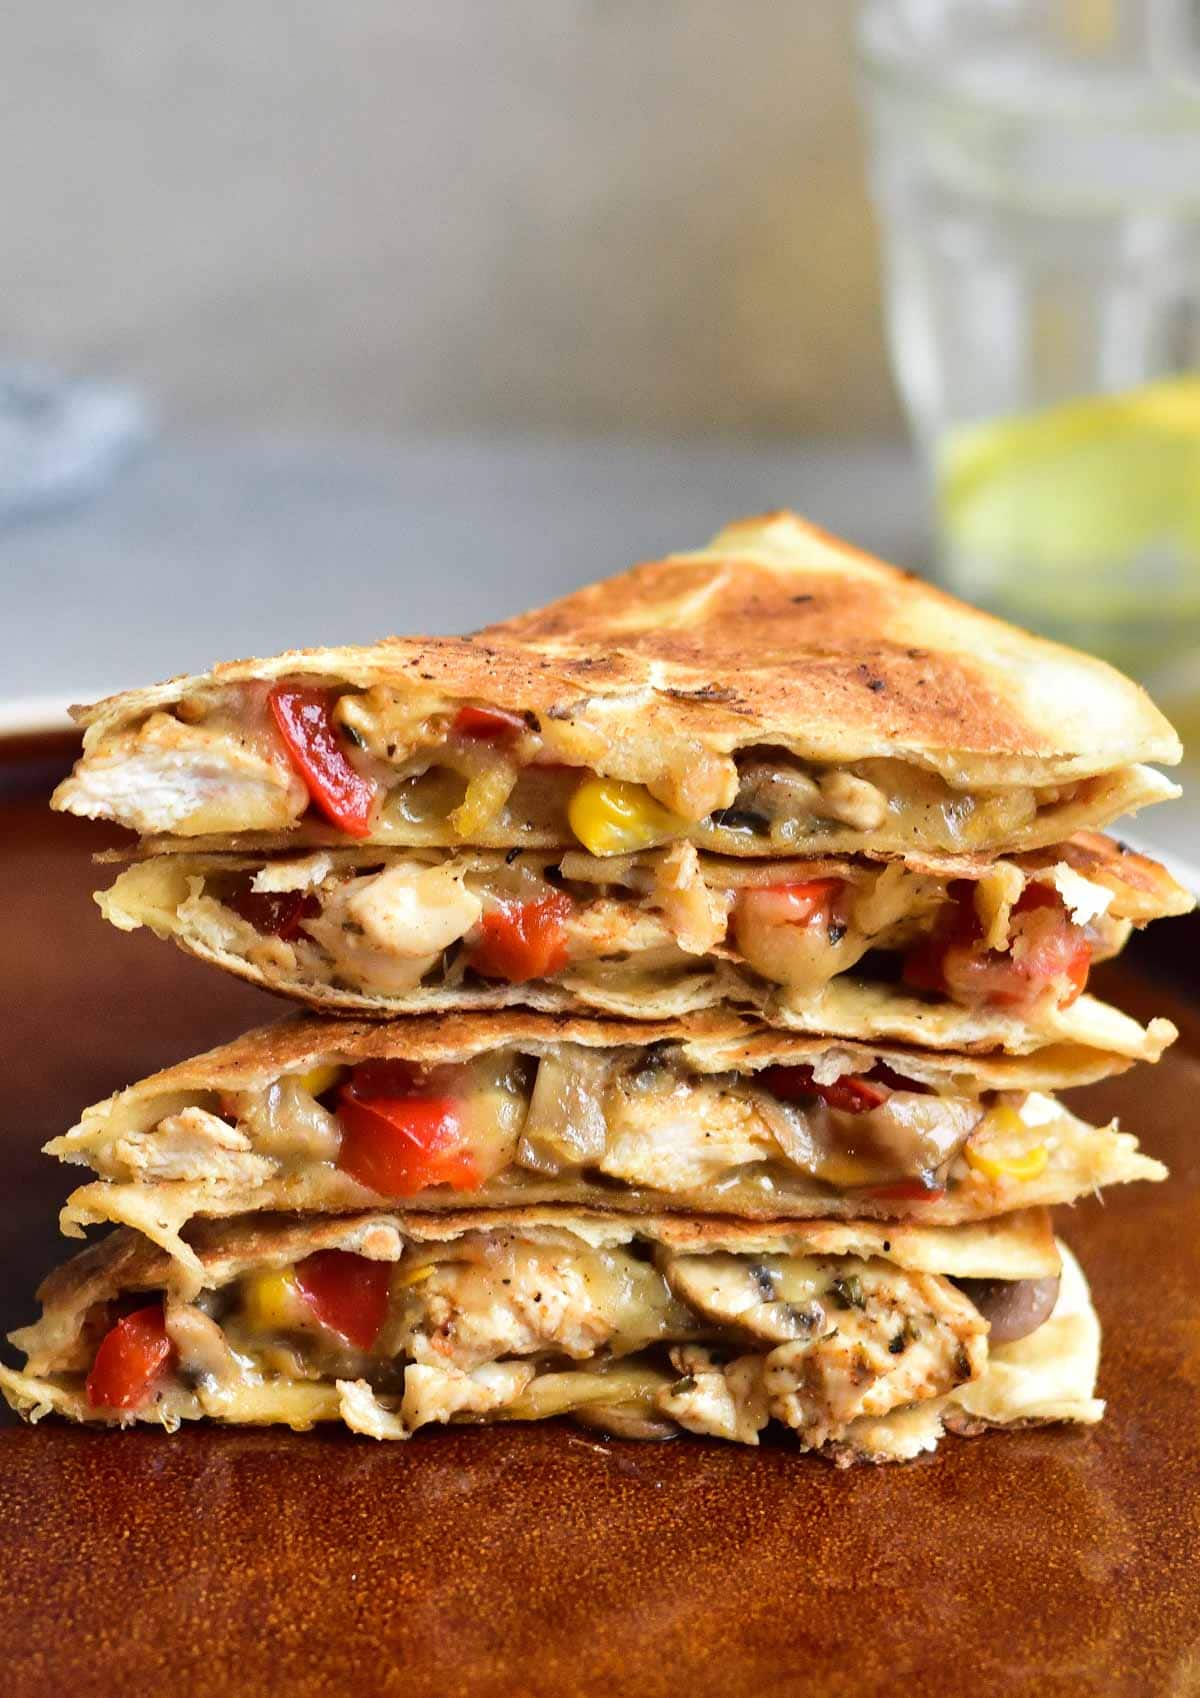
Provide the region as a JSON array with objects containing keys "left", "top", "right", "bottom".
[
  {"left": 241, "top": 1266, "right": 303, "bottom": 1332},
  {"left": 965, "top": 1141, "right": 1049, "bottom": 1183},
  {"left": 567, "top": 778, "right": 685, "bottom": 857},
  {"left": 986, "top": 1101, "right": 1027, "bottom": 1139},
  {"left": 295, "top": 1064, "right": 345, "bottom": 1100}
]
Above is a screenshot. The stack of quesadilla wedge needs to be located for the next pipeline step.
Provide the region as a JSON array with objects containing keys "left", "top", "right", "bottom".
[{"left": 4, "top": 512, "right": 1190, "bottom": 1464}]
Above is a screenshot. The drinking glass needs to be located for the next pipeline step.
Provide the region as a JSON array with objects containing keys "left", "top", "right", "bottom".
[{"left": 858, "top": 0, "right": 1200, "bottom": 684}]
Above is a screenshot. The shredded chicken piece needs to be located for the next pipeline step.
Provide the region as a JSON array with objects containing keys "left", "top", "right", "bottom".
[
  {"left": 56, "top": 712, "right": 307, "bottom": 835},
  {"left": 651, "top": 842, "right": 732, "bottom": 954},
  {"left": 397, "top": 1243, "right": 624, "bottom": 1371},
  {"left": 661, "top": 1249, "right": 987, "bottom": 1447},
  {"left": 733, "top": 891, "right": 868, "bottom": 994},
  {"left": 398, "top": 1361, "right": 535, "bottom": 1432},
  {"left": 251, "top": 853, "right": 336, "bottom": 894},
  {"left": 1049, "top": 863, "right": 1114, "bottom": 926},
  {"left": 338, "top": 1378, "right": 409, "bottom": 1439},
  {"left": 600, "top": 1078, "right": 775, "bottom": 1192},
  {"left": 347, "top": 862, "right": 483, "bottom": 956},
  {"left": 106, "top": 1108, "right": 276, "bottom": 1186},
  {"left": 818, "top": 770, "right": 888, "bottom": 831},
  {"left": 302, "top": 863, "right": 482, "bottom": 993},
  {"left": 761, "top": 1261, "right": 987, "bottom": 1447},
  {"left": 333, "top": 685, "right": 452, "bottom": 762},
  {"left": 645, "top": 744, "right": 738, "bottom": 820},
  {"left": 656, "top": 1345, "right": 769, "bottom": 1444},
  {"left": 562, "top": 902, "right": 677, "bottom": 962}
]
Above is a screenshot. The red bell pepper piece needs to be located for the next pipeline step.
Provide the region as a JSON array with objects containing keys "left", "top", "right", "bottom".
[
  {"left": 760, "top": 1064, "right": 889, "bottom": 1114},
  {"left": 349, "top": 1059, "right": 423, "bottom": 1097},
  {"left": 294, "top": 1250, "right": 390, "bottom": 1351},
  {"left": 736, "top": 878, "right": 843, "bottom": 930},
  {"left": 86, "top": 1305, "right": 175, "bottom": 1411},
  {"left": 469, "top": 891, "right": 574, "bottom": 982},
  {"left": 268, "top": 685, "right": 378, "bottom": 837},
  {"left": 453, "top": 704, "right": 526, "bottom": 739},
  {"left": 861, "top": 1179, "right": 947, "bottom": 1203},
  {"left": 337, "top": 1069, "right": 480, "bottom": 1197},
  {"left": 904, "top": 881, "right": 1092, "bottom": 1010},
  {"left": 227, "top": 885, "right": 320, "bottom": 940}
]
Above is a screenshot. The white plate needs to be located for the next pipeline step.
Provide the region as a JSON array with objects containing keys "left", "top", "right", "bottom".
[{"left": 0, "top": 695, "right": 78, "bottom": 736}]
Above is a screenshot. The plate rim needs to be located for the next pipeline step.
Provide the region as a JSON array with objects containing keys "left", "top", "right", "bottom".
[{"left": 0, "top": 695, "right": 78, "bottom": 736}]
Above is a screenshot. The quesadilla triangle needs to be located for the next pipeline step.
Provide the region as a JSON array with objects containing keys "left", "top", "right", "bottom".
[
  {"left": 0, "top": 1205, "right": 1104, "bottom": 1466},
  {"left": 52, "top": 512, "right": 1181, "bottom": 858},
  {"left": 46, "top": 1010, "right": 1165, "bottom": 1281},
  {"left": 95, "top": 829, "right": 1190, "bottom": 1058}
]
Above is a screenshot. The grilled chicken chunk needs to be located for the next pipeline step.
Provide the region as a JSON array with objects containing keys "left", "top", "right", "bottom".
[
  {"left": 56, "top": 711, "right": 307, "bottom": 836},
  {"left": 662, "top": 1250, "right": 988, "bottom": 1448}
]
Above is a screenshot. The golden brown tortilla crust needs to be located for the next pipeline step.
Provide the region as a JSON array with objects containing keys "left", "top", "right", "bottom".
[
  {"left": 53, "top": 1008, "right": 1156, "bottom": 1135},
  {"left": 65, "top": 513, "right": 1181, "bottom": 788},
  {"left": 1031, "top": 831, "right": 1195, "bottom": 921},
  {"left": 24, "top": 1202, "right": 1062, "bottom": 1342},
  {"left": 490, "top": 557, "right": 1036, "bottom": 753},
  {"left": 90, "top": 921, "right": 1177, "bottom": 1063}
]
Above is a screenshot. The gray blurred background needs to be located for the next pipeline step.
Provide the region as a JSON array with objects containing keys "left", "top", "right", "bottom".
[{"left": 3, "top": 2, "right": 894, "bottom": 439}]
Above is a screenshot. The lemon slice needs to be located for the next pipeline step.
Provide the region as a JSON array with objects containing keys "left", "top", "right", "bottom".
[{"left": 938, "top": 375, "right": 1200, "bottom": 623}]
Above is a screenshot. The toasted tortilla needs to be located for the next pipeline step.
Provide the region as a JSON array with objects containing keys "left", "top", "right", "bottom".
[
  {"left": 0, "top": 1211, "right": 1101, "bottom": 1465},
  {"left": 45, "top": 1009, "right": 1165, "bottom": 1278},
  {"left": 49, "top": 1006, "right": 1159, "bottom": 1131},
  {"left": 14, "top": 1203, "right": 1065, "bottom": 1349},
  {"left": 54, "top": 513, "right": 1181, "bottom": 854},
  {"left": 93, "top": 829, "right": 1187, "bottom": 1061}
]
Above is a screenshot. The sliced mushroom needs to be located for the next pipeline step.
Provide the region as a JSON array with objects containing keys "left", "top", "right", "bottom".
[
  {"left": 660, "top": 1251, "right": 828, "bottom": 1342},
  {"left": 516, "top": 1048, "right": 611, "bottom": 1174},
  {"left": 734, "top": 758, "right": 822, "bottom": 830},
  {"left": 165, "top": 1302, "right": 243, "bottom": 1391},
  {"left": 508, "top": 1363, "right": 675, "bottom": 1434},
  {"left": 748, "top": 1091, "right": 823, "bottom": 1176},
  {"left": 230, "top": 1077, "right": 342, "bottom": 1163},
  {"left": 574, "top": 1404, "right": 680, "bottom": 1441},
  {"left": 954, "top": 1275, "right": 1061, "bottom": 1345},
  {"left": 830, "top": 1093, "right": 981, "bottom": 1186}
]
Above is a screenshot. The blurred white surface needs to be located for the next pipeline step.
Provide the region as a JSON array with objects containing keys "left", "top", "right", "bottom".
[
  {"left": 1, "top": 431, "right": 927, "bottom": 705},
  {"left": 0, "top": 3, "right": 890, "bottom": 438}
]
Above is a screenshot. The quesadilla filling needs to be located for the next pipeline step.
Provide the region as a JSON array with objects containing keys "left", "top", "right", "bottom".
[
  {"left": 33, "top": 1224, "right": 1075, "bottom": 1456},
  {"left": 61, "top": 1043, "right": 1114, "bottom": 1219},
  {"left": 57, "top": 678, "right": 1138, "bottom": 854},
  {"left": 102, "top": 839, "right": 1137, "bottom": 1021}
]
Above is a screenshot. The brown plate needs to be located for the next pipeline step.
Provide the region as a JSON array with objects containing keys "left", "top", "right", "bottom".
[{"left": 2, "top": 733, "right": 1198, "bottom": 1698}]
